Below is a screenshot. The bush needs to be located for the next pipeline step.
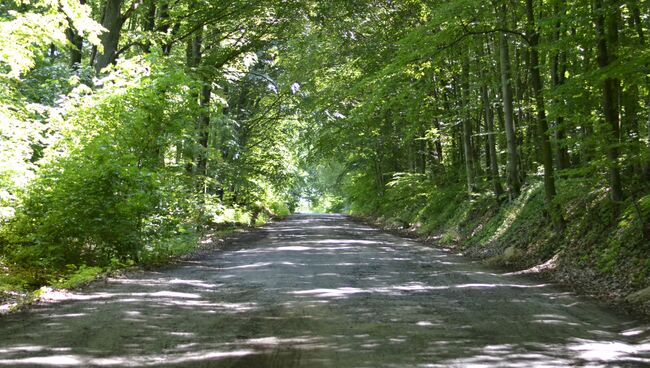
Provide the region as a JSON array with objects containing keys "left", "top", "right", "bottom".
[{"left": 0, "top": 58, "right": 201, "bottom": 285}]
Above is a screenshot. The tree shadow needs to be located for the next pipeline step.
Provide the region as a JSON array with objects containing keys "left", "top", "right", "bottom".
[{"left": 0, "top": 214, "right": 648, "bottom": 367}]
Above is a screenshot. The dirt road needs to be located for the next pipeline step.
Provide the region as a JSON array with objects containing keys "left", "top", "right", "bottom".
[{"left": 1, "top": 214, "right": 648, "bottom": 367}]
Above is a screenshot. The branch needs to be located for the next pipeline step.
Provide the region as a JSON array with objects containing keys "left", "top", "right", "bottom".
[
  {"left": 115, "top": 40, "right": 145, "bottom": 58},
  {"left": 458, "top": 20, "right": 530, "bottom": 45},
  {"left": 121, "top": 0, "right": 142, "bottom": 23}
]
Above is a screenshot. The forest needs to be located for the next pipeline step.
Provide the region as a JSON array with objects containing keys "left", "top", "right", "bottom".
[{"left": 1, "top": 0, "right": 649, "bottom": 313}]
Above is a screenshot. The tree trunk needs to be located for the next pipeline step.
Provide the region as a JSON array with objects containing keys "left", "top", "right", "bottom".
[
  {"left": 183, "top": 30, "right": 203, "bottom": 174},
  {"left": 473, "top": 110, "right": 483, "bottom": 175},
  {"left": 499, "top": 4, "right": 521, "bottom": 198},
  {"left": 628, "top": 1, "right": 650, "bottom": 181},
  {"left": 594, "top": 0, "right": 624, "bottom": 202},
  {"left": 482, "top": 84, "right": 504, "bottom": 198},
  {"left": 142, "top": 0, "right": 156, "bottom": 53},
  {"left": 157, "top": 0, "right": 173, "bottom": 55},
  {"left": 647, "top": 95, "right": 650, "bottom": 180},
  {"left": 525, "top": 0, "right": 563, "bottom": 230},
  {"left": 196, "top": 81, "right": 212, "bottom": 179},
  {"left": 551, "top": 0, "right": 571, "bottom": 170},
  {"left": 461, "top": 56, "right": 475, "bottom": 194},
  {"left": 66, "top": 29, "right": 83, "bottom": 68},
  {"left": 430, "top": 79, "right": 445, "bottom": 170},
  {"left": 95, "top": 0, "right": 124, "bottom": 72},
  {"left": 65, "top": 0, "right": 85, "bottom": 69},
  {"left": 622, "top": 84, "right": 641, "bottom": 173}
]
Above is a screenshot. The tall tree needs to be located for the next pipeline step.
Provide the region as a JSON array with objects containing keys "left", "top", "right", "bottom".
[
  {"left": 594, "top": 0, "right": 624, "bottom": 202},
  {"left": 94, "top": 0, "right": 139, "bottom": 72},
  {"left": 498, "top": 3, "right": 521, "bottom": 198},
  {"left": 480, "top": 64, "right": 504, "bottom": 198},
  {"left": 525, "top": 0, "right": 563, "bottom": 229},
  {"left": 461, "top": 54, "right": 475, "bottom": 194},
  {"left": 550, "top": 0, "right": 571, "bottom": 170}
]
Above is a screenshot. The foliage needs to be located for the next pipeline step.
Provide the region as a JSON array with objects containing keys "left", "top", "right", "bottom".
[
  {"left": 0, "top": 0, "right": 649, "bottom": 302},
  {"left": 0, "top": 1, "right": 303, "bottom": 287},
  {"left": 284, "top": 0, "right": 650, "bottom": 297},
  {"left": 51, "top": 265, "right": 103, "bottom": 290}
]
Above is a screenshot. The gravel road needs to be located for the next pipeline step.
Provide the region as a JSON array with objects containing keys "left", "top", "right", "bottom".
[{"left": 1, "top": 214, "right": 649, "bottom": 367}]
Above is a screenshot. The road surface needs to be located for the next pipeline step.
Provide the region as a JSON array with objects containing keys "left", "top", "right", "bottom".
[{"left": 0, "top": 214, "right": 649, "bottom": 367}]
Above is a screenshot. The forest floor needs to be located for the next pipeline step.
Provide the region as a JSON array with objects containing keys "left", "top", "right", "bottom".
[{"left": 0, "top": 214, "right": 649, "bottom": 367}]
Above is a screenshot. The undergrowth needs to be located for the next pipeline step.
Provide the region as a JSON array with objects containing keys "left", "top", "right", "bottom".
[
  {"left": 343, "top": 173, "right": 650, "bottom": 304},
  {"left": 0, "top": 201, "right": 287, "bottom": 298}
]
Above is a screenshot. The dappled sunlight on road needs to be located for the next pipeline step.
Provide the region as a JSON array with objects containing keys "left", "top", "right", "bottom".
[{"left": 0, "top": 214, "right": 648, "bottom": 367}]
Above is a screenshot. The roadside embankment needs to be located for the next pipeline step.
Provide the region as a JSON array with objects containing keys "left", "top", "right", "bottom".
[{"left": 351, "top": 178, "right": 650, "bottom": 318}]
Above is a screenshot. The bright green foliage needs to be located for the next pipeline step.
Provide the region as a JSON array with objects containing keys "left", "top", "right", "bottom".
[
  {"left": 1, "top": 0, "right": 649, "bottom": 299},
  {"left": 51, "top": 265, "right": 103, "bottom": 289},
  {"left": 283, "top": 0, "right": 650, "bottom": 296},
  {"left": 0, "top": 1, "right": 304, "bottom": 289},
  {"left": 0, "top": 0, "right": 100, "bottom": 79},
  {"left": 0, "top": 0, "right": 101, "bottom": 225},
  {"left": 2, "top": 58, "right": 199, "bottom": 284}
]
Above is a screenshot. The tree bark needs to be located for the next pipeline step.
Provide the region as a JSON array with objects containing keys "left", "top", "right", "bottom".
[
  {"left": 482, "top": 84, "right": 504, "bottom": 198},
  {"left": 628, "top": 1, "right": 650, "bottom": 180},
  {"left": 94, "top": 0, "right": 124, "bottom": 72},
  {"left": 65, "top": 0, "right": 85, "bottom": 69},
  {"left": 183, "top": 30, "right": 203, "bottom": 174},
  {"left": 461, "top": 55, "right": 475, "bottom": 194},
  {"left": 525, "top": 0, "right": 563, "bottom": 230},
  {"left": 157, "top": 0, "right": 173, "bottom": 56},
  {"left": 196, "top": 81, "right": 212, "bottom": 179},
  {"left": 142, "top": 0, "right": 156, "bottom": 53},
  {"left": 551, "top": 0, "right": 571, "bottom": 170},
  {"left": 499, "top": 4, "right": 521, "bottom": 198},
  {"left": 66, "top": 28, "right": 83, "bottom": 68},
  {"left": 647, "top": 95, "right": 650, "bottom": 180},
  {"left": 594, "top": 0, "right": 624, "bottom": 202}
]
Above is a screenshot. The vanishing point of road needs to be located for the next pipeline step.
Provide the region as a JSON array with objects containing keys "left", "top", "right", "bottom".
[{"left": 1, "top": 214, "right": 649, "bottom": 367}]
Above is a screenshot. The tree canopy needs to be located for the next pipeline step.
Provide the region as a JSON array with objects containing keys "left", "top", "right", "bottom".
[{"left": 1, "top": 0, "right": 649, "bottom": 292}]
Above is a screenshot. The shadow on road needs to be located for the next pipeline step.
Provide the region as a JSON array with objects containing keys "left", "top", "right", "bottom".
[{"left": 0, "top": 214, "right": 648, "bottom": 367}]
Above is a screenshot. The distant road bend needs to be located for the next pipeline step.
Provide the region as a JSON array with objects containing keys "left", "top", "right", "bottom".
[{"left": 0, "top": 214, "right": 649, "bottom": 367}]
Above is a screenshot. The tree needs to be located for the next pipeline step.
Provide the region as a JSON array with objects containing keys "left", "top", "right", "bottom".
[
  {"left": 94, "top": 0, "right": 138, "bottom": 72},
  {"left": 594, "top": 0, "right": 624, "bottom": 202},
  {"left": 525, "top": 0, "right": 563, "bottom": 229},
  {"left": 498, "top": 3, "right": 521, "bottom": 198}
]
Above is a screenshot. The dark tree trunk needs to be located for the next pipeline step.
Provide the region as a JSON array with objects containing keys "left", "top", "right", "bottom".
[
  {"left": 551, "top": 0, "right": 571, "bottom": 170},
  {"left": 482, "top": 84, "right": 504, "bottom": 198},
  {"left": 594, "top": 0, "right": 624, "bottom": 202},
  {"left": 142, "top": 0, "right": 156, "bottom": 53},
  {"left": 196, "top": 81, "right": 212, "bottom": 179},
  {"left": 525, "top": 0, "right": 563, "bottom": 230},
  {"left": 183, "top": 31, "right": 203, "bottom": 174},
  {"left": 157, "top": 0, "right": 173, "bottom": 55},
  {"left": 499, "top": 4, "right": 521, "bottom": 198},
  {"left": 65, "top": 0, "right": 86, "bottom": 69},
  {"left": 628, "top": 1, "right": 650, "bottom": 181},
  {"left": 66, "top": 28, "right": 83, "bottom": 68},
  {"left": 95, "top": 0, "right": 125, "bottom": 72}
]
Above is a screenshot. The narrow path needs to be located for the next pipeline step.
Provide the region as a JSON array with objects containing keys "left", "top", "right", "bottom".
[{"left": 1, "top": 214, "right": 648, "bottom": 367}]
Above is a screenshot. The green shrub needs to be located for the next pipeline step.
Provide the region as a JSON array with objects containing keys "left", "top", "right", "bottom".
[
  {"left": 270, "top": 201, "right": 291, "bottom": 218},
  {"left": 51, "top": 265, "right": 103, "bottom": 289}
]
